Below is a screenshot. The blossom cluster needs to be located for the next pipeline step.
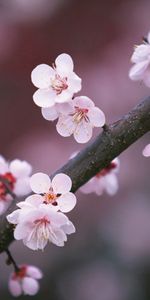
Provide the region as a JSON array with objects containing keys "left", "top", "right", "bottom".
[
  {"left": 7, "top": 173, "right": 76, "bottom": 250},
  {"left": 31, "top": 53, "right": 105, "bottom": 143}
]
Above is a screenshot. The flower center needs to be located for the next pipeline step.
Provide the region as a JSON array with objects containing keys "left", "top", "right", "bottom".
[
  {"left": 96, "top": 162, "right": 117, "bottom": 178},
  {"left": 51, "top": 74, "right": 68, "bottom": 95},
  {"left": 13, "top": 265, "right": 27, "bottom": 280},
  {"left": 44, "top": 190, "right": 58, "bottom": 206},
  {"left": 0, "top": 172, "right": 16, "bottom": 200},
  {"left": 72, "top": 106, "right": 89, "bottom": 123},
  {"left": 34, "top": 217, "right": 51, "bottom": 241}
]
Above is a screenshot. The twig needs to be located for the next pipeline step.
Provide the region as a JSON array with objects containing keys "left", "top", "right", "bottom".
[{"left": 5, "top": 248, "right": 20, "bottom": 273}]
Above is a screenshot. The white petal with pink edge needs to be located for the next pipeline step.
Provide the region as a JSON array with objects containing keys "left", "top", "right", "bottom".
[
  {"left": 30, "top": 173, "right": 51, "bottom": 194},
  {"left": 52, "top": 173, "right": 72, "bottom": 194},
  {"left": 41, "top": 105, "right": 59, "bottom": 121},
  {"left": 73, "top": 96, "right": 94, "bottom": 109},
  {"left": 88, "top": 107, "right": 105, "bottom": 127},
  {"left": 57, "top": 192, "right": 76, "bottom": 213},
  {"left": 33, "top": 88, "right": 55, "bottom": 108},
  {"left": 55, "top": 53, "right": 74, "bottom": 75},
  {"left": 74, "top": 121, "right": 93, "bottom": 143},
  {"left": 31, "top": 64, "right": 55, "bottom": 89},
  {"left": 56, "top": 115, "right": 76, "bottom": 137}
]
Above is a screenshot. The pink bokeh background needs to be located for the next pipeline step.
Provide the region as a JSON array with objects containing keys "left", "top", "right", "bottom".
[{"left": 0, "top": 0, "right": 150, "bottom": 299}]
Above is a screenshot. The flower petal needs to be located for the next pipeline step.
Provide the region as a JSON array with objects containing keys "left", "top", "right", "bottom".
[
  {"left": 73, "top": 96, "right": 94, "bottom": 109},
  {"left": 143, "top": 143, "right": 150, "bottom": 157},
  {"left": 26, "top": 266, "right": 43, "bottom": 279},
  {"left": 55, "top": 89, "right": 73, "bottom": 103},
  {"left": 0, "top": 156, "right": 9, "bottom": 174},
  {"left": 7, "top": 209, "right": 20, "bottom": 224},
  {"left": 88, "top": 107, "right": 105, "bottom": 127},
  {"left": 105, "top": 173, "right": 118, "bottom": 195},
  {"left": 14, "top": 178, "right": 31, "bottom": 197},
  {"left": 56, "top": 115, "right": 76, "bottom": 137},
  {"left": 48, "top": 227, "right": 67, "bottom": 247},
  {"left": 9, "top": 159, "right": 32, "bottom": 178},
  {"left": 129, "top": 60, "right": 149, "bottom": 81},
  {"left": 31, "top": 64, "right": 55, "bottom": 89},
  {"left": 41, "top": 105, "right": 59, "bottom": 121},
  {"left": 74, "top": 120, "right": 93, "bottom": 143},
  {"left": 33, "top": 89, "right": 55, "bottom": 108},
  {"left": 67, "top": 73, "right": 82, "bottom": 93},
  {"left": 22, "top": 277, "right": 39, "bottom": 295},
  {"left": 30, "top": 173, "right": 51, "bottom": 194},
  {"left": 17, "top": 194, "right": 44, "bottom": 209},
  {"left": 8, "top": 279, "right": 22, "bottom": 297},
  {"left": 61, "top": 220, "right": 76, "bottom": 234},
  {"left": 57, "top": 192, "right": 76, "bottom": 213},
  {"left": 55, "top": 53, "right": 74, "bottom": 75},
  {"left": 52, "top": 173, "right": 72, "bottom": 194}
]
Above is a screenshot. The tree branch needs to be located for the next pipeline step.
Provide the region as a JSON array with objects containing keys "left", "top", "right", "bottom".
[{"left": 0, "top": 96, "right": 150, "bottom": 253}]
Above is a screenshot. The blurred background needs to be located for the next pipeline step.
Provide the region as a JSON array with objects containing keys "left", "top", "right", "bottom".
[{"left": 0, "top": 0, "right": 150, "bottom": 299}]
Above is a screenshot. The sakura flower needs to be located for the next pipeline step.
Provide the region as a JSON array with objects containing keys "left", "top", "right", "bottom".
[
  {"left": 31, "top": 53, "right": 81, "bottom": 108},
  {"left": 7, "top": 203, "right": 75, "bottom": 250},
  {"left": 56, "top": 96, "right": 105, "bottom": 143},
  {"left": 28, "top": 172, "right": 76, "bottom": 213},
  {"left": 142, "top": 144, "right": 150, "bottom": 157},
  {"left": 80, "top": 158, "right": 120, "bottom": 196},
  {"left": 8, "top": 264, "right": 42, "bottom": 297},
  {"left": 0, "top": 156, "right": 32, "bottom": 215},
  {"left": 129, "top": 32, "right": 150, "bottom": 87}
]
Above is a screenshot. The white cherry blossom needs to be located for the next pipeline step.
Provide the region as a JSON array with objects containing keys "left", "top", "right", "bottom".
[
  {"left": 142, "top": 144, "right": 150, "bottom": 157},
  {"left": 0, "top": 156, "right": 32, "bottom": 215},
  {"left": 31, "top": 53, "right": 82, "bottom": 108},
  {"left": 7, "top": 203, "right": 75, "bottom": 250},
  {"left": 56, "top": 96, "right": 105, "bottom": 143},
  {"left": 8, "top": 264, "right": 42, "bottom": 297},
  {"left": 28, "top": 172, "right": 76, "bottom": 213},
  {"left": 129, "top": 32, "right": 150, "bottom": 87},
  {"left": 80, "top": 158, "right": 120, "bottom": 196}
]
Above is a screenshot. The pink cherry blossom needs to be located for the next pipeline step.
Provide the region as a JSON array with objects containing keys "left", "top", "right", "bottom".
[
  {"left": 80, "top": 158, "right": 120, "bottom": 196},
  {"left": 29, "top": 172, "right": 76, "bottom": 213},
  {"left": 8, "top": 264, "right": 42, "bottom": 297},
  {"left": 0, "top": 156, "right": 32, "bottom": 215},
  {"left": 56, "top": 96, "right": 105, "bottom": 143},
  {"left": 142, "top": 144, "right": 150, "bottom": 157},
  {"left": 31, "top": 53, "right": 82, "bottom": 108},
  {"left": 129, "top": 32, "right": 150, "bottom": 87},
  {"left": 7, "top": 203, "right": 75, "bottom": 250}
]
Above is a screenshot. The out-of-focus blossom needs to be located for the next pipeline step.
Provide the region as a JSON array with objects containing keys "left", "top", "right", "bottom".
[
  {"left": 80, "top": 158, "right": 120, "bottom": 196},
  {"left": 31, "top": 53, "right": 81, "bottom": 108},
  {"left": 0, "top": 156, "right": 32, "bottom": 215},
  {"left": 129, "top": 32, "right": 150, "bottom": 87},
  {"left": 142, "top": 143, "right": 150, "bottom": 157},
  {"left": 8, "top": 264, "right": 42, "bottom": 297},
  {"left": 7, "top": 200, "right": 75, "bottom": 250},
  {"left": 28, "top": 172, "right": 76, "bottom": 213},
  {"left": 56, "top": 96, "right": 105, "bottom": 143}
]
